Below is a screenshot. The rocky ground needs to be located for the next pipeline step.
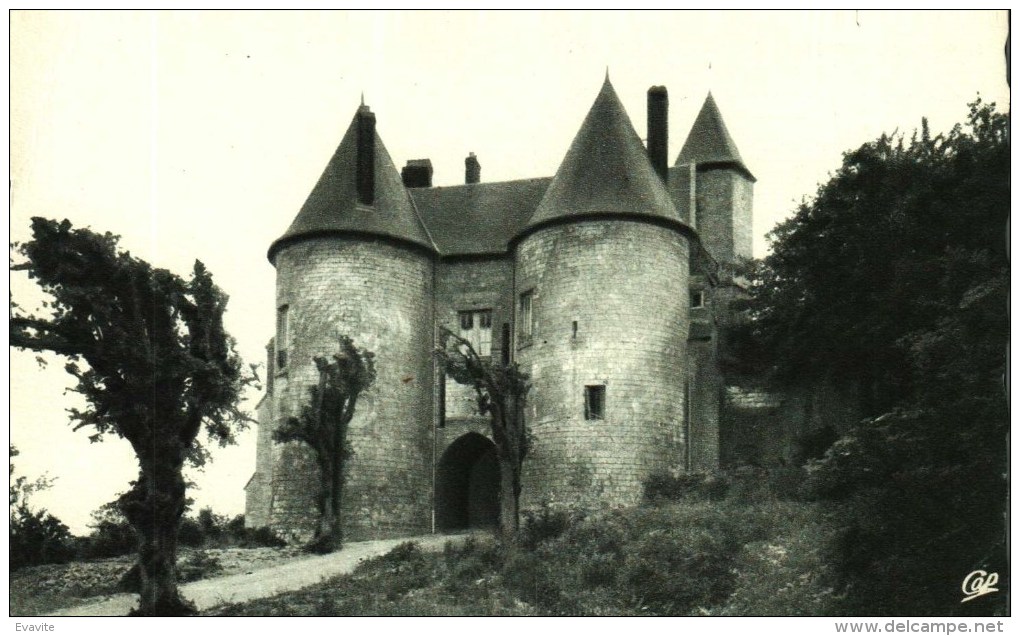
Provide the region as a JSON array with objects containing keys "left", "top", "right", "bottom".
[{"left": 11, "top": 546, "right": 307, "bottom": 616}]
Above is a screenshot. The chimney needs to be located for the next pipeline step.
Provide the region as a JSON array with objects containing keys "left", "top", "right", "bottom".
[
  {"left": 356, "top": 105, "right": 375, "bottom": 205},
  {"left": 465, "top": 152, "right": 481, "bottom": 184},
  {"left": 647, "top": 86, "right": 668, "bottom": 182},
  {"left": 401, "top": 159, "right": 433, "bottom": 188}
]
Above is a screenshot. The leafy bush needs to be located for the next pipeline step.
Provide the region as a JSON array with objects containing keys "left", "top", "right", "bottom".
[
  {"left": 643, "top": 471, "right": 729, "bottom": 503},
  {"left": 234, "top": 525, "right": 288, "bottom": 548},
  {"left": 10, "top": 505, "right": 76, "bottom": 570},
  {"left": 178, "top": 551, "right": 224, "bottom": 582},
  {"left": 177, "top": 517, "right": 206, "bottom": 548},
  {"left": 501, "top": 548, "right": 564, "bottom": 610},
  {"left": 519, "top": 502, "right": 586, "bottom": 550},
  {"left": 9, "top": 446, "right": 75, "bottom": 570}
]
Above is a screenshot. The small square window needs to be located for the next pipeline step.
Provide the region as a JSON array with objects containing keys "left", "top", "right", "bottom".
[
  {"left": 691, "top": 290, "right": 706, "bottom": 309},
  {"left": 584, "top": 385, "right": 605, "bottom": 420}
]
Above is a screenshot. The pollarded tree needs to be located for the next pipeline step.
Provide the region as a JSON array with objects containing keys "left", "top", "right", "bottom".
[
  {"left": 436, "top": 328, "right": 531, "bottom": 542},
  {"left": 10, "top": 217, "right": 256, "bottom": 615},
  {"left": 272, "top": 336, "right": 376, "bottom": 553}
]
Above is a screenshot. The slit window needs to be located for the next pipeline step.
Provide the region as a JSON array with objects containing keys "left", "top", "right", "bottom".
[
  {"left": 691, "top": 290, "right": 706, "bottom": 309},
  {"left": 518, "top": 290, "right": 533, "bottom": 339},
  {"left": 276, "top": 305, "right": 290, "bottom": 371},
  {"left": 458, "top": 309, "right": 492, "bottom": 357},
  {"left": 584, "top": 385, "right": 606, "bottom": 420}
]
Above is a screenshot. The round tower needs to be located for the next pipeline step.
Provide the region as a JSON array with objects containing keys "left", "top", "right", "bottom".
[
  {"left": 512, "top": 78, "right": 694, "bottom": 507},
  {"left": 265, "top": 105, "right": 436, "bottom": 541}
]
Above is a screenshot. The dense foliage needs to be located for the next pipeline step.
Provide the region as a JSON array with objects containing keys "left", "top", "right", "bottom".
[
  {"left": 210, "top": 498, "right": 836, "bottom": 617},
  {"left": 273, "top": 337, "right": 376, "bottom": 553},
  {"left": 739, "top": 100, "right": 1008, "bottom": 615},
  {"left": 9, "top": 446, "right": 75, "bottom": 570},
  {"left": 10, "top": 217, "right": 256, "bottom": 615}
]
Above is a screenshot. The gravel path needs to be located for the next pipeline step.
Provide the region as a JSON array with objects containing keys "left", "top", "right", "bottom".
[{"left": 46, "top": 533, "right": 465, "bottom": 616}]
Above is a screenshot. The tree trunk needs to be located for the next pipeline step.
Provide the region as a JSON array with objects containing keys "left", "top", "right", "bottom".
[
  {"left": 498, "top": 458, "right": 519, "bottom": 542},
  {"left": 309, "top": 459, "right": 341, "bottom": 554},
  {"left": 121, "top": 450, "right": 195, "bottom": 616}
]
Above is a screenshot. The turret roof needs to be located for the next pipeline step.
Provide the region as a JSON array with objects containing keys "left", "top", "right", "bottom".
[
  {"left": 519, "top": 77, "right": 686, "bottom": 238},
  {"left": 675, "top": 93, "right": 755, "bottom": 181},
  {"left": 268, "top": 107, "right": 436, "bottom": 262}
]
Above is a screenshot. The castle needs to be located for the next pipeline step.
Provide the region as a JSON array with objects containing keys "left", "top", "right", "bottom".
[{"left": 244, "top": 77, "right": 852, "bottom": 540}]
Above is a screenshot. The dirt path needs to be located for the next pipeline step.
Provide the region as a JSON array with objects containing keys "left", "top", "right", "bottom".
[{"left": 46, "top": 533, "right": 466, "bottom": 616}]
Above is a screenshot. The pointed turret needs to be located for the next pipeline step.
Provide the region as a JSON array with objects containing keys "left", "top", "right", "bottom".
[
  {"left": 675, "top": 93, "right": 754, "bottom": 181},
  {"left": 519, "top": 77, "right": 686, "bottom": 238},
  {"left": 268, "top": 105, "right": 435, "bottom": 262}
]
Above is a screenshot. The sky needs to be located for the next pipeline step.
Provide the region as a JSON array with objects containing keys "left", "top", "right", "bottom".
[{"left": 9, "top": 10, "right": 1010, "bottom": 534}]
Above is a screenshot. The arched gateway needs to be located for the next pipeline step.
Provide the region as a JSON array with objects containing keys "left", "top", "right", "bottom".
[{"left": 435, "top": 433, "right": 500, "bottom": 531}]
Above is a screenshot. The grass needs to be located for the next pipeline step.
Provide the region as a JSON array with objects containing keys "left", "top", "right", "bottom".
[{"left": 208, "top": 499, "right": 841, "bottom": 616}]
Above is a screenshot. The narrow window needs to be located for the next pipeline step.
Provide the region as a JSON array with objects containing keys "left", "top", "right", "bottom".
[
  {"left": 276, "top": 305, "right": 290, "bottom": 371},
  {"left": 584, "top": 385, "right": 605, "bottom": 420},
  {"left": 477, "top": 310, "right": 492, "bottom": 357},
  {"left": 501, "top": 323, "right": 511, "bottom": 365},
  {"left": 518, "top": 291, "right": 533, "bottom": 339},
  {"left": 691, "top": 290, "right": 705, "bottom": 309},
  {"left": 683, "top": 380, "right": 692, "bottom": 471}
]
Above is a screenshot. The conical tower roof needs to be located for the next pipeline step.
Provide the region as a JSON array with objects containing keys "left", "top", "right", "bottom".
[
  {"left": 518, "top": 77, "right": 686, "bottom": 238},
  {"left": 675, "top": 92, "right": 755, "bottom": 180},
  {"left": 268, "top": 106, "right": 435, "bottom": 262}
]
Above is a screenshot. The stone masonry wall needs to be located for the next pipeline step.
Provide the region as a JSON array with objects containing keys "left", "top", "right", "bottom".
[
  {"left": 243, "top": 396, "right": 275, "bottom": 529},
  {"left": 720, "top": 381, "right": 861, "bottom": 467},
  {"left": 696, "top": 169, "right": 754, "bottom": 264},
  {"left": 434, "top": 258, "right": 514, "bottom": 423},
  {"left": 514, "top": 220, "right": 690, "bottom": 508},
  {"left": 687, "top": 335, "right": 721, "bottom": 472},
  {"left": 270, "top": 237, "right": 434, "bottom": 541}
]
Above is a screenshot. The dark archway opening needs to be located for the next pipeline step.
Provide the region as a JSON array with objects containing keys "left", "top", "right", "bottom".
[{"left": 436, "top": 432, "right": 500, "bottom": 531}]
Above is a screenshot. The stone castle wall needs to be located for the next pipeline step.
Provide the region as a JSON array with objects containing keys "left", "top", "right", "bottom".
[
  {"left": 434, "top": 258, "right": 514, "bottom": 426},
  {"left": 696, "top": 169, "right": 754, "bottom": 264},
  {"left": 514, "top": 220, "right": 691, "bottom": 507},
  {"left": 269, "top": 237, "right": 434, "bottom": 540}
]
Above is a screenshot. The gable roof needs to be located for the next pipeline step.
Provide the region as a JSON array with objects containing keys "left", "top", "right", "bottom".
[
  {"left": 268, "top": 106, "right": 436, "bottom": 263},
  {"left": 675, "top": 93, "right": 755, "bottom": 181},
  {"left": 410, "top": 177, "right": 551, "bottom": 256},
  {"left": 519, "top": 77, "right": 686, "bottom": 238}
]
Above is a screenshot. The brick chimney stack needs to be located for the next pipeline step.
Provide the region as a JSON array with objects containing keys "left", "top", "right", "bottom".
[
  {"left": 356, "top": 105, "right": 376, "bottom": 205},
  {"left": 401, "top": 159, "right": 434, "bottom": 188},
  {"left": 647, "top": 86, "right": 668, "bottom": 182},
  {"left": 465, "top": 152, "right": 481, "bottom": 184}
]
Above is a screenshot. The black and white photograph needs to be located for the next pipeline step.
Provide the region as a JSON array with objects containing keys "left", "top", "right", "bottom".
[{"left": 8, "top": 9, "right": 1010, "bottom": 627}]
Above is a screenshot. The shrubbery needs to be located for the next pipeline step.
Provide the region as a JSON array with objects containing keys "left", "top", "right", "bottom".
[
  {"left": 10, "top": 446, "right": 76, "bottom": 570},
  {"left": 78, "top": 503, "right": 287, "bottom": 561},
  {"left": 439, "top": 499, "right": 831, "bottom": 616}
]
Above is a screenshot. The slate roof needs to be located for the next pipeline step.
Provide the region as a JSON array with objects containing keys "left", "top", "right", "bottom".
[
  {"left": 409, "top": 178, "right": 551, "bottom": 256},
  {"left": 268, "top": 106, "right": 436, "bottom": 262},
  {"left": 520, "top": 77, "right": 686, "bottom": 237},
  {"left": 675, "top": 93, "right": 755, "bottom": 181},
  {"left": 272, "top": 84, "right": 748, "bottom": 261}
]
